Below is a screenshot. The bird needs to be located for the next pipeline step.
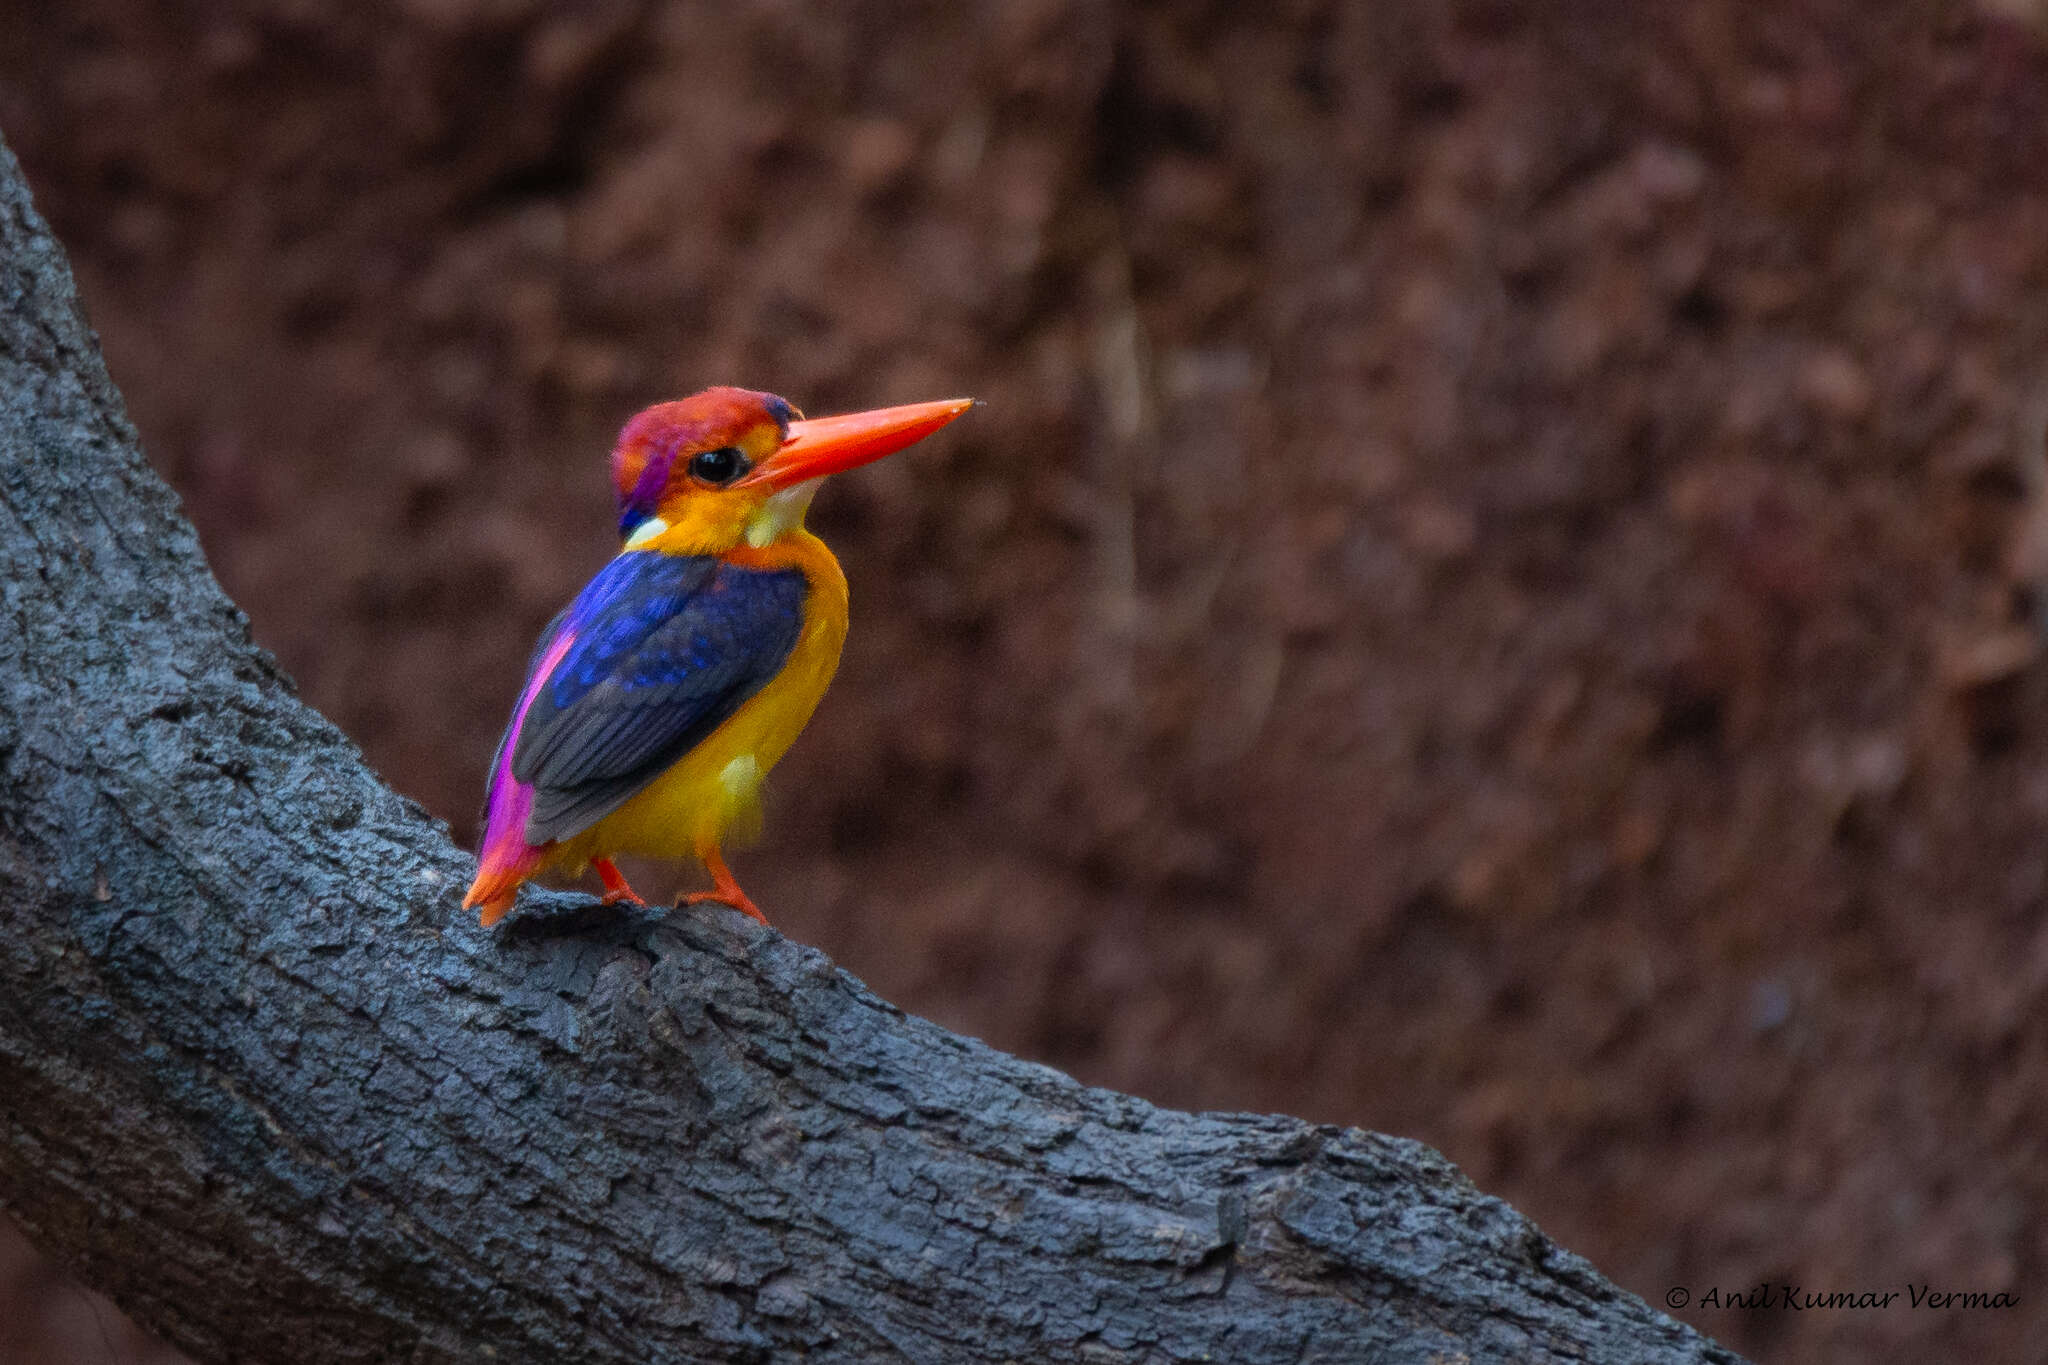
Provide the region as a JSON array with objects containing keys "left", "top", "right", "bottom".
[{"left": 463, "top": 385, "right": 973, "bottom": 927}]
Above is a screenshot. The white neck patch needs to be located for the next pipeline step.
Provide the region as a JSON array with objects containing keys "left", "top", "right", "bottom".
[{"left": 623, "top": 516, "right": 670, "bottom": 549}]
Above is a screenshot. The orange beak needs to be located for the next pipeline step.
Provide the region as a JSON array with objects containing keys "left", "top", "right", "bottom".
[{"left": 745, "top": 397, "right": 975, "bottom": 490}]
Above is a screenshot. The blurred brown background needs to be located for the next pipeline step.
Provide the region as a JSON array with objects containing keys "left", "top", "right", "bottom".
[{"left": 5, "top": 1, "right": 2048, "bottom": 1361}]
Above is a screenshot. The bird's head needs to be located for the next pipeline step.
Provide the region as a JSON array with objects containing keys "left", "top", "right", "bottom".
[{"left": 609, "top": 386, "right": 972, "bottom": 553}]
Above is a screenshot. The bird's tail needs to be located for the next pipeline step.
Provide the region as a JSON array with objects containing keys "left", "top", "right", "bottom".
[
  {"left": 468, "top": 761, "right": 549, "bottom": 926},
  {"left": 463, "top": 869, "right": 521, "bottom": 928}
]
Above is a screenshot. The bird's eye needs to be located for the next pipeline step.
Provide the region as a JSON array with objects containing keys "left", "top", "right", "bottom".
[{"left": 688, "top": 446, "right": 749, "bottom": 486}]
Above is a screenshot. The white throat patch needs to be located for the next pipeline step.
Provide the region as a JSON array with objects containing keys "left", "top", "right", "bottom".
[{"left": 744, "top": 481, "right": 822, "bottom": 548}]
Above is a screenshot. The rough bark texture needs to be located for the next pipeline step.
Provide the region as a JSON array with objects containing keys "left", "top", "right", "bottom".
[{"left": 0, "top": 134, "right": 1734, "bottom": 1364}]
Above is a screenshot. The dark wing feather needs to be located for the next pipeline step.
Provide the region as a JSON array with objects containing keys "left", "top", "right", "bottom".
[{"left": 509, "top": 552, "right": 808, "bottom": 845}]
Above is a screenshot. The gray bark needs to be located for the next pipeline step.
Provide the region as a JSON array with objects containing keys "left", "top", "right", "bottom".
[{"left": 0, "top": 131, "right": 1742, "bottom": 1365}]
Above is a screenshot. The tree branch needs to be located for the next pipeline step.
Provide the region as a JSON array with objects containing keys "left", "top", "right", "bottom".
[{"left": 0, "top": 132, "right": 1740, "bottom": 1365}]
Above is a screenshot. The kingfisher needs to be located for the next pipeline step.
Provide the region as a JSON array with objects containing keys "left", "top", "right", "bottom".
[{"left": 463, "top": 386, "right": 973, "bottom": 927}]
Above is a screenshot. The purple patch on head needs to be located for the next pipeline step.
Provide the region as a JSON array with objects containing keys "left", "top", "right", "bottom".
[{"left": 619, "top": 448, "right": 677, "bottom": 537}]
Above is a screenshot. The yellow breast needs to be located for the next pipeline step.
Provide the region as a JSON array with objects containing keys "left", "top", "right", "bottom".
[{"left": 559, "top": 530, "right": 849, "bottom": 866}]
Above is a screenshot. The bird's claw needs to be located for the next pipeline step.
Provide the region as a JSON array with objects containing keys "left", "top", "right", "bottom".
[
  {"left": 592, "top": 857, "right": 648, "bottom": 909},
  {"left": 677, "top": 888, "right": 770, "bottom": 926}
]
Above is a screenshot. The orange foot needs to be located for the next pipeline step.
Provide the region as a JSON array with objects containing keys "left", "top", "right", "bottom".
[
  {"left": 678, "top": 846, "right": 769, "bottom": 925},
  {"left": 593, "top": 858, "right": 648, "bottom": 907}
]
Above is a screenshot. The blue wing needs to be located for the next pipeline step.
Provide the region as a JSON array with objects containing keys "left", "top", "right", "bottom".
[{"left": 508, "top": 551, "right": 807, "bottom": 844}]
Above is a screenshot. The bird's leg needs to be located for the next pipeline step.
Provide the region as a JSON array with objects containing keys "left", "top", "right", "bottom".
[
  {"left": 679, "top": 846, "right": 769, "bottom": 925},
  {"left": 593, "top": 858, "right": 647, "bottom": 907}
]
